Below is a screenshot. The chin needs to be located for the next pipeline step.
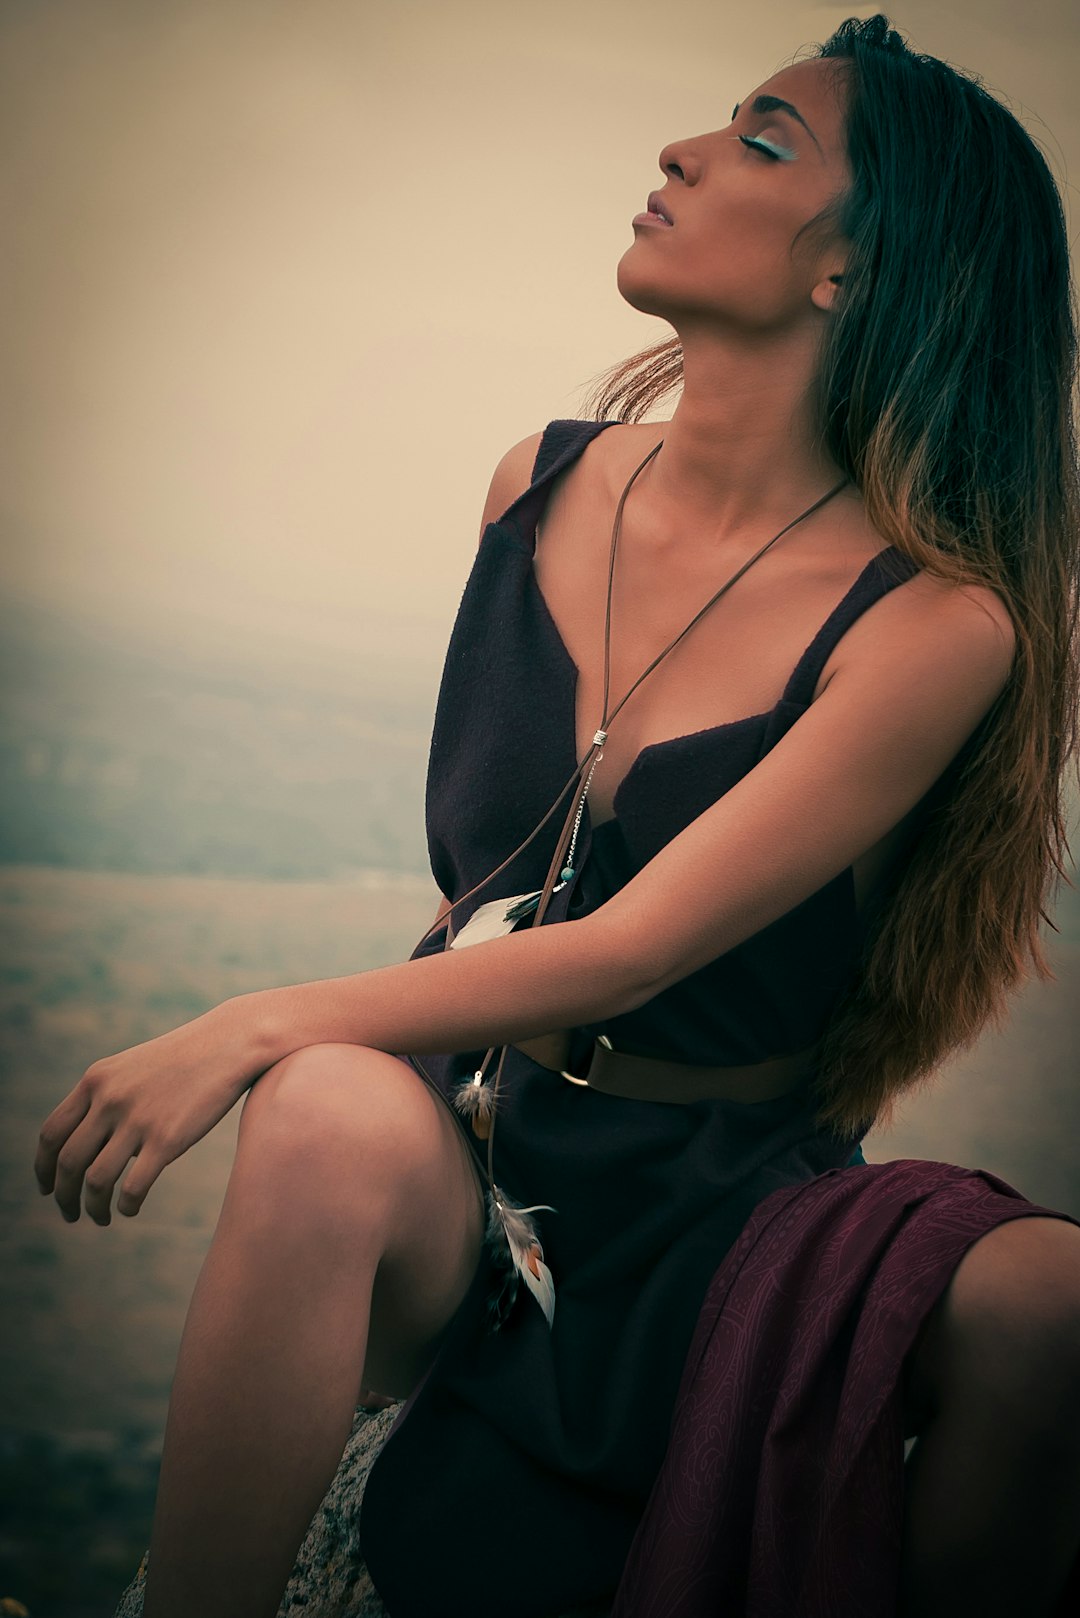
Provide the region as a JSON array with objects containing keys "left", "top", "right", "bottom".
[{"left": 615, "top": 252, "right": 680, "bottom": 322}]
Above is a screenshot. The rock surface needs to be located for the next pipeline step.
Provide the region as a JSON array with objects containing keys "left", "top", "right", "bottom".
[{"left": 113, "top": 1401, "right": 401, "bottom": 1618}]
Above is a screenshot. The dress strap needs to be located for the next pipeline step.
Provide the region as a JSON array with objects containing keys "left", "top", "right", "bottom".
[
  {"left": 530, "top": 419, "right": 614, "bottom": 484},
  {"left": 494, "top": 419, "right": 618, "bottom": 537},
  {"left": 781, "top": 545, "right": 921, "bottom": 707}
]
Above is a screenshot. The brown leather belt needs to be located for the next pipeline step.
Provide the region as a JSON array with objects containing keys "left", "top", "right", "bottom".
[
  {"left": 442, "top": 908, "right": 818, "bottom": 1105},
  {"left": 511, "top": 1029, "right": 820, "bottom": 1105}
]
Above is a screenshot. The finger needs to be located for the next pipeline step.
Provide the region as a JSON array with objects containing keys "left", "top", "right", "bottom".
[
  {"left": 52, "top": 1113, "right": 114, "bottom": 1223},
  {"left": 35, "top": 1084, "right": 93, "bottom": 1195},
  {"left": 117, "top": 1143, "right": 172, "bottom": 1219},
  {"left": 82, "top": 1128, "right": 142, "bottom": 1227}
]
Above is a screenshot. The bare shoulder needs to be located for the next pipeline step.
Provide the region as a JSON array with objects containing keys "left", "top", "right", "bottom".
[
  {"left": 828, "top": 559, "right": 1018, "bottom": 719},
  {"left": 476, "top": 429, "right": 546, "bottom": 545},
  {"left": 476, "top": 419, "right": 662, "bottom": 547}
]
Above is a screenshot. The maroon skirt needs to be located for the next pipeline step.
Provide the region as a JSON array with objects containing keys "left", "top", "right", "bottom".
[{"left": 610, "top": 1157, "right": 1080, "bottom": 1618}]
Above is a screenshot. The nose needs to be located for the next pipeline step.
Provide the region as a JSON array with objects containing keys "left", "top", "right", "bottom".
[{"left": 657, "top": 136, "right": 698, "bottom": 184}]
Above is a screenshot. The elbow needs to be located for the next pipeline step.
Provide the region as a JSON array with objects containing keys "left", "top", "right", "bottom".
[
  {"left": 583, "top": 906, "right": 677, "bottom": 1019},
  {"left": 620, "top": 954, "right": 688, "bottom": 1010}
]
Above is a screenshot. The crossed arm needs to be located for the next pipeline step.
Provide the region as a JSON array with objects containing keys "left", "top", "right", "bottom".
[
  {"left": 34, "top": 565, "right": 1015, "bottom": 1219},
  {"left": 252, "top": 571, "right": 1015, "bottom": 1056}
]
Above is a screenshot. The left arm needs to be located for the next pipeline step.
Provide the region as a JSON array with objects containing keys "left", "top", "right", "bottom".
[
  {"left": 35, "top": 576, "right": 1014, "bottom": 1216},
  {"left": 256, "top": 576, "right": 1015, "bottom": 1058},
  {"left": 603, "top": 575, "right": 1017, "bottom": 992}
]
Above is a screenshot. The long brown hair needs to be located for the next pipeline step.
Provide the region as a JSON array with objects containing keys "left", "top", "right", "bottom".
[{"left": 580, "top": 14, "right": 1080, "bottom": 1141}]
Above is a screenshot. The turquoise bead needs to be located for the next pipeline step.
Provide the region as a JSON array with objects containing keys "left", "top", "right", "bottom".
[{"left": 560, "top": 866, "right": 575, "bottom": 881}]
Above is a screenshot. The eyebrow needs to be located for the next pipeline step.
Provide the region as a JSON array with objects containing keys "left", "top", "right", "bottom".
[{"left": 731, "top": 94, "right": 822, "bottom": 155}]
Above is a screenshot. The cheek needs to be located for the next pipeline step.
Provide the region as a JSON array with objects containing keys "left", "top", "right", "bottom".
[
  {"left": 702, "top": 192, "right": 796, "bottom": 259},
  {"left": 682, "top": 204, "right": 796, "bottom": 297}
]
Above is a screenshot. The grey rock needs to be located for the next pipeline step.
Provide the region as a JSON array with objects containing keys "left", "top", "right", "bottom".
[
  {"left": 112, "top": 1399, "right": 613, "bottom": 1618},
  {"left": 113, "top": 1401, "right": 401, "bottom": 1618}
]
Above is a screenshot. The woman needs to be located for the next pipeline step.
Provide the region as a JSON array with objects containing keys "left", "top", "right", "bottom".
[{"left": 36, "top": 13, "right": 1080, "bottom": 1617}]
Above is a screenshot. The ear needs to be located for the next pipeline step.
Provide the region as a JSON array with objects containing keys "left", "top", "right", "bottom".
[{"left": 812, "top": 272, "right": 845, "bottom": 314}]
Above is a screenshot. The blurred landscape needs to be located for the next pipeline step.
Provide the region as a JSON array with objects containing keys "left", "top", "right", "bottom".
[
  {"left": 1, "top": 598, "right": 1078, "bottom": 1616},
  {"left": 0, "top": 595, "right": 447, "bottom": 1615},
  {"left": 0, "top": 594, "right": 440, "bottom": 882}
]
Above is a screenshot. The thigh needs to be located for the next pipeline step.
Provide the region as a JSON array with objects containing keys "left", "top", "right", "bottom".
[
  {"left": 901, "top": 1213, "right": 1080, "bottom": 1440},
  {"left": 239, "top": 1042, "right": 488, "bottom": 1402}
]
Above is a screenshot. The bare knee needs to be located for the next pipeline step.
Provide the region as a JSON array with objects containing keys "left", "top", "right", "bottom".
[
  {"left": 236, "top": 1042, "right": 456, "bottom": 1238},
  {"left": 237, "top": 1046, "right": 488, "bottom": 1401},
  {"left": 910, "top": 1215, "right": 1080, "bottom": 1444},
  {"left": 233, "top": 1046, "right": 487, "bottom": 1394}
]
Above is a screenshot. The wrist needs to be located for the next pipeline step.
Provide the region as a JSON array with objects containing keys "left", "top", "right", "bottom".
[{"left": 222, "top": 987, "right": 294, "bottom": 1089}]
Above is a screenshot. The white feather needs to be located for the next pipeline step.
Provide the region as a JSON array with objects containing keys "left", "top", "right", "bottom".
[
  {"left": 451, "top": 1070, "right": 497, "bottom": 1121},
  {"left": 516, "top": 1240, "right": 556, "bottom": 1326},
  {"left": 448, "top": 893, "right": 541, "bottom": 949},
  {"left": 485, "top": 1186, "right": 557, "bottom": 1328}
]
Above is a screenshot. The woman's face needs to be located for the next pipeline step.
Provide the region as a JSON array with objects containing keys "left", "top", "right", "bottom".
[{"left": 617, "top": 57, "right": 853, "bottom": 335}]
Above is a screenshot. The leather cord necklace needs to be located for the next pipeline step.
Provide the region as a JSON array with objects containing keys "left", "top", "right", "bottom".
[{"left": 410, "top": 436, "right": 851, "bottom": 1329}]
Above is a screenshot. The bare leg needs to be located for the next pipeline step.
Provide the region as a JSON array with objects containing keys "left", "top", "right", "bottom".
[
  {"left": 898, "top": 1215, "right": 1080, "bottom": 1617},
  {"left": 141, "top": 1043, "right": 486, "bottom": 1618}
]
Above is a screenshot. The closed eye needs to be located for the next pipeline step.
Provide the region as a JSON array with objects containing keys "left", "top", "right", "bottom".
[{"left": 737, "top": 134, "right": 796, "bottom": 162}]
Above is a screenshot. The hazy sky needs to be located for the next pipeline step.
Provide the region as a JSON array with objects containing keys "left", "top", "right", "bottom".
[{"left": 1, "top": 0, "right": 1076, "bottom": 676}]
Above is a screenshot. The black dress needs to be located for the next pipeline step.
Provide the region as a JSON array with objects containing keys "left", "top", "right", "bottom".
[{"left": 356, "top": 419, "right": 922, "bottom": 1618}]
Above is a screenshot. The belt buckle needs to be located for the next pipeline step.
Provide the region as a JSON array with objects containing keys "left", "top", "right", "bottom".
[{"left": 560, "top": 1032, "right": 614, "bottom": 1086}]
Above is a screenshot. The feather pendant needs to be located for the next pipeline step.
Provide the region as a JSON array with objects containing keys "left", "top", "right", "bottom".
[
  {"left": 451, "top": 1069, "right": 498, "bottom": 1140},
  {"left": 484, "top": 1185, "right": 557, "bottom": 1329},
  {"left": 448, "top": 892, "right": 542, "bottom": 950}
]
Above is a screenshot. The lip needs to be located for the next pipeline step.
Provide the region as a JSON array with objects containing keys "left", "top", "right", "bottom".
[
  {"left": 632, "top": 211, "right": 674, "bottom": 227},
  {"left": 645, "top": 191, "right": 674, "bottom": 224}
]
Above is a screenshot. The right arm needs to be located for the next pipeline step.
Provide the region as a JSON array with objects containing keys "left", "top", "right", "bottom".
[{"left": 32, "top": 429, "right": 554, "bottom": 1227}]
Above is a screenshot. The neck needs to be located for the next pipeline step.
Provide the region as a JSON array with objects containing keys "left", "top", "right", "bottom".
[{"left": 632, "top": 322, "right": 850, "bottom": 543}]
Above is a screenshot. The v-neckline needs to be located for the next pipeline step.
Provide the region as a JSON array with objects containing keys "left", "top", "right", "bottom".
[
  {"left": 523, "top": 553, "right": 776, "bottom": 829},
  {"left": 486, "top": 419, "right": 905, "bottom": 833}
]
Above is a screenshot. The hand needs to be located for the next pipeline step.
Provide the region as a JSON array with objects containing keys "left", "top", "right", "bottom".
[{"left": 34, "top": 993, "right": 271, "bottom": 1226}]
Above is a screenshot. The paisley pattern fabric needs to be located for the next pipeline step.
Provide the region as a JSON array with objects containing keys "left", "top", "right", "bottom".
[{"left": 609, "top": 1158, "right": 1080, "bottom": 1618}]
